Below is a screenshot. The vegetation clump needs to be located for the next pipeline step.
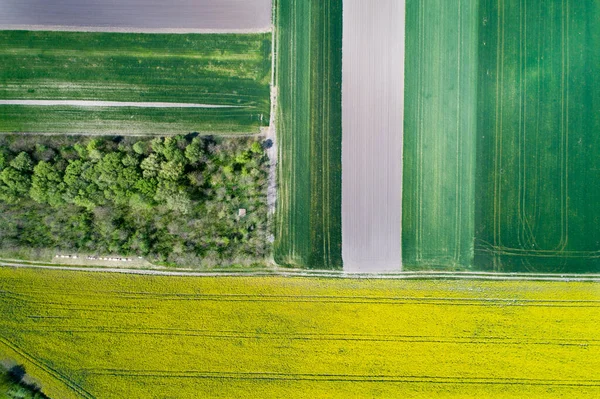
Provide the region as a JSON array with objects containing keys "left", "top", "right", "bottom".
[
  {"left": 0, "top": 364, "right": 48, "bottom": 399},
  {"left": 0, "top": 134, "right": 269, "bottom": 267}
]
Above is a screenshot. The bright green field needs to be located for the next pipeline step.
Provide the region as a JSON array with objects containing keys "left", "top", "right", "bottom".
[
  {"left": 0, "top": 105, "right": 261, "bottom": 135},
  {"left": 0, "top": 31, "right": 271, "bottom": 134},
  {"left": 475, "top": 0, "right": 600, "bottom": 272},
  {"left": 403, "top": 0, "right": 479, "bottom": 270},
  {"left": 273, "top": 0, "right": 342, "bottom": 269},
  {"left": 403, "top": 0, "right": 600, "bottom": 273},
  {"left": 1, "top": 267, "right": 599, "bottom": 398}
]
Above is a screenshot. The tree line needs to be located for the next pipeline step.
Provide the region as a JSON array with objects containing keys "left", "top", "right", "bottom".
[{"left": 0, "top": 134, "right": 270, "bottom": 267}]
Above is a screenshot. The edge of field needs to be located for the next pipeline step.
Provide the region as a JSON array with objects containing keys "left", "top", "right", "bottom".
[
  {"left": 0, "top": 25, "right": 272, "bottom": 34},
  {"left": 1, "top": 261, "right": 599, "bottom": 282}
]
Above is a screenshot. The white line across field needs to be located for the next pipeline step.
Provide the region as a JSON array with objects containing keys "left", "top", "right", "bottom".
[
  {"left": 341, "top": 0, "right": 405, "bottom": 272},
  {"left": 0, "top": 100, "right": 244, "bottom": 108},
  {"left": 3, "top": 131, "right": 263, "bottom": 137}
]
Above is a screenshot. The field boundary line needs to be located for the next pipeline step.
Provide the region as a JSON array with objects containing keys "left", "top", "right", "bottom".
[
  {"left": 1, "top": 262, "right": 599, "bottom": 281},
  {"left": 0, "top": 25, "right": 271, "bottom": 34},
  {"left": 0, "top": 131, "right": 264, "bottom": 138}
]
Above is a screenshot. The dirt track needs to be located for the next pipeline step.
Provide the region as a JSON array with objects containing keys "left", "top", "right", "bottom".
[
  {"left": 2, "top": 260, "right": 599, "bottom": 282},
  {"left": 341, "top": 0, "right": 405, "bottom": 272}
]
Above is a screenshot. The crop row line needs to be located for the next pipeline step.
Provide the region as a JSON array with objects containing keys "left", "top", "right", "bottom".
[
  {"left": 9, "top": 288, "right": 600, "bottom": 305},
  {"left": 82, "top": 369, "right": 600, "bottom": 386},
  {"left": 24, "top": 305, "right": 151, "bottom": 314},
  {"left": 16, "top": 297, "right": 600, "bottom": 308},
  {"left": 20, "top": 326, "right": 598, "bottom": 346}
]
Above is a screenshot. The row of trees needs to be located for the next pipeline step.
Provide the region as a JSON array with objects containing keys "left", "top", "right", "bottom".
[{"left": 0, "top": 134, "right": 270, "bottom": 266}]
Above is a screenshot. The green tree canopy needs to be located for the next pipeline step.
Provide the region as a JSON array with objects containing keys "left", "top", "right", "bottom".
[
  {"left": 185, "top": 137, "right": 205, "bottom": 163},
  {"left": 159, "top": 160, "right": 185, "bottom": 181},
  {"left": 0, "top": 167, "right": 31, "bottom": 196},
  {"left": 10, "top": 152, "right": 34, "bottom": 172},
  {"left": 30, "top": 161, "right": 65, "bottom": 207},
  {"left": 140, "top": 154, "right": 161, "bottom": 178}
]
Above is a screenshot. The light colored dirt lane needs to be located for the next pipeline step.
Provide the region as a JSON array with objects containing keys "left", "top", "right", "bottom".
[
  {"left": 2, "top": 262, "right": 599, "bottom": 281},
  {"left": 0, "top": 100, "right": 242, "bottom": 108},
  {"left": 0, "top": 0, "right": 272, "bottom": 32},
  {"left": 342, "top": 1, "right": 404, "bottom": 273}
]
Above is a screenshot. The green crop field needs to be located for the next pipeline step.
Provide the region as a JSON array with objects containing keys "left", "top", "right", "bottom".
[
  {"left": 0, "top": 31, "right": 271, "bottom": 134},
  {"left": 1, "top": 267, "right": 599, "bottom": 398},
  {"left": 273, "top": 0, "right": 342, "bottom": 269},
  {"left": 403, "top": 0, "right": 479, "bottom": 270},
  {"left": 0, "top": 105, "right": 261, "bottom": 135},
  {"left": 475, "top": 0, "right": 600, "bottom": 273},
  {"left": 403, "top": 0, "right": 600, "bottom": 273}
]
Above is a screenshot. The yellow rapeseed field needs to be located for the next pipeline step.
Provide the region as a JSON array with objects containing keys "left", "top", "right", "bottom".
[{"left": 1, "top": 267, "right": 599, "bottom": 398}]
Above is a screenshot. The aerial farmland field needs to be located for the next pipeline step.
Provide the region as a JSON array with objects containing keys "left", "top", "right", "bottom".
[
  {"left": 475, "top": 0, "right": 600, "bottom": 273},
  {"left": 273, "top": 0, "right": 342, "bottom": 269},
  {"left": 0, "top": 0, "right": 599, "bottom": 397},
  {"left": 402, "top": 0, "right": 600, "bottom": 273},
  {"left": 0, "top": 31, "right": 271, "bottom": 135},
  {"left": 1, "top": 267, "right": 599, "bottom": 398},
  {"left": 403, "top": 0, "right": 478, "bottom": 270},
  {"left": 342, "top": 0, "right": 404, "bottom": 272}
]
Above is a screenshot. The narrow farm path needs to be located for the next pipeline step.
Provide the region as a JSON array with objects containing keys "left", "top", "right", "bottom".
[{"left": 1, "top": 262, "right": 599, "bottom": 282}]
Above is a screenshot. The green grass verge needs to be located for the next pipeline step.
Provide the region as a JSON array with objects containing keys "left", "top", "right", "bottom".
[
  {"left": 273, "top": 0, "right": 342, "bottom": 269},
  {"left": 1, "top": 267, "right": 599, "bottom": 398},
  {"left": 0, "top": 105, "right": 262, "bottom": 135},
  {"left": 0, "top": 31, "right": 271, "bottom": 134},
  {"left": 475, "top": 0, "right": 600, "bottom": 272},
  {"left": 403, "top": 0, "right": 479, "bottom": 270}
]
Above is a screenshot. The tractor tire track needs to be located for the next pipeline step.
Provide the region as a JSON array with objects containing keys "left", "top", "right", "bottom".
[
  {"left": 81, "top": 369, "right": 600, "bottom": 387},
  {"left": 0, "top": 336, "right": 95, "bottom": 399},
  {"left": 20, "top": 325, "right": 599, "bottom": 347}
]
